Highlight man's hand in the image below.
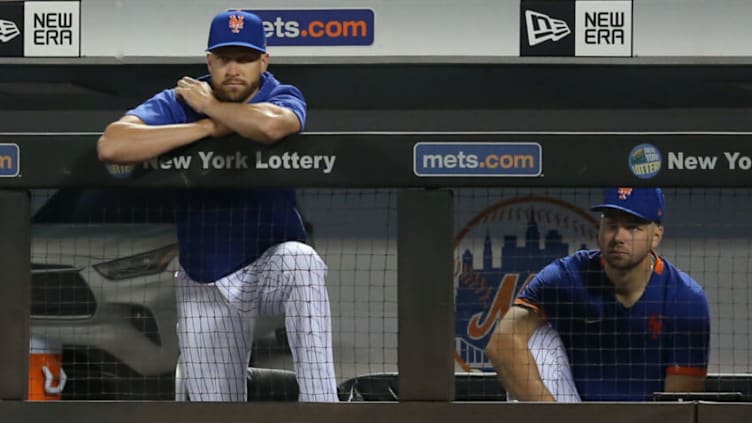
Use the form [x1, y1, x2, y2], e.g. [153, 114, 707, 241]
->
[175, 77, 216, 114]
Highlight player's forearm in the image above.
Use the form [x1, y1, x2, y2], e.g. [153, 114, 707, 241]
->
[487, 335, 556, 401]
[97, 120, 211, 164]
[202, 101, 299, 144]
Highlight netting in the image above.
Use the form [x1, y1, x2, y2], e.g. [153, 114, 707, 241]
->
[27, 187, 752, 401]
[28, 188, 397, 401]
[453, 188, 752, 401]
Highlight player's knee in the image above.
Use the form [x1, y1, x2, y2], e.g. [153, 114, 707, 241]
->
[277, 241, 327, 281]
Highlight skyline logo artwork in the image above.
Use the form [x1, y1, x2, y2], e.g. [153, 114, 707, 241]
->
[453, 195, 598, 372]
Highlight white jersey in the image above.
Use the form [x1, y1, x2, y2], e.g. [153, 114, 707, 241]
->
[507, 324, 581, 402]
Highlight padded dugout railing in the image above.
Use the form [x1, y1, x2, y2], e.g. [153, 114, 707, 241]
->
[1, 131, 751, 423]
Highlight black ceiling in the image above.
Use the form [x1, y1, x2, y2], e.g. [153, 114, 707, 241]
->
[1, 62, 752, 111]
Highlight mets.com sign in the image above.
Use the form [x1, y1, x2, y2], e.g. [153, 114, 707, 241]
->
[0, 143, 19, 177]
[247, 9, 374, 46]
[414, 142, 542, 177]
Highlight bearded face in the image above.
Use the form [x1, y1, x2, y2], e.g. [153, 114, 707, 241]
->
[207, 46, 268, 103]
[597, 210, 662, 271]
[213, 77, 259, 103]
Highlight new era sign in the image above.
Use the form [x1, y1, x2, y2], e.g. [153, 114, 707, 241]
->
[575, 1, 632, 57]
[520, 0, 574, 56]
[0, 1, 80, 57]
[525, 10, 570, 47]
[0, 2, 23, 57]
[520, 0, 632, 57]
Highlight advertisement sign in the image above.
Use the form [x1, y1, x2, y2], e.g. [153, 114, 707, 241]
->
[520, 0, 632, 57]
[24, 1, 80, 57]
[249, 9, 374, 46]
[414, 143, 542, 177]
[0, 2, 23, 57]
[0, 144, 20, 177]
[0, 1, 79, 57]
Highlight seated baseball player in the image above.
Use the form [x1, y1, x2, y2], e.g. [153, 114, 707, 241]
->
[486, 187, 710, 401]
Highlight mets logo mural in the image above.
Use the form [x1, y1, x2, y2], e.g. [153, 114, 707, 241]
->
[454, 196, 598, 372]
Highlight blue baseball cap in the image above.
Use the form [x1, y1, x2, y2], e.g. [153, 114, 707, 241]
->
[207, 10, 266, 53]
[591, 187, 665, 224]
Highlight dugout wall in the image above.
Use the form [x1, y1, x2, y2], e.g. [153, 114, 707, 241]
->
[1, 60, 752, 422]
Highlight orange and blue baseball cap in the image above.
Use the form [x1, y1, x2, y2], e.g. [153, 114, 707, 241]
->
[207, 10, 266, 53]
[591, 187, 665, 224]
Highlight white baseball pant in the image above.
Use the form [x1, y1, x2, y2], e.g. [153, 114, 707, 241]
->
[506, 323, 581, 402]
[175, 241, 339, 402]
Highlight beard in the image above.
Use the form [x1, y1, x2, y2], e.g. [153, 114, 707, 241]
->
[600, 243, 653, 272]
[603, 252, 644, 271]
[213, 79, 259, 103]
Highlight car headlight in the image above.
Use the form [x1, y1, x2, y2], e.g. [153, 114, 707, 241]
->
[93, 244, 178, 280]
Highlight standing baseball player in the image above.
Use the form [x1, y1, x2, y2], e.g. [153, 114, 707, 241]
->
[486, 187, 710, 401]
[97, 10, 338, 402]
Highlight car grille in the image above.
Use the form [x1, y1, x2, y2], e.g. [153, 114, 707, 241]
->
[31, 264, 97, 318]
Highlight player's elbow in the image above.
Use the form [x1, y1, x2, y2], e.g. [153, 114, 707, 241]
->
[97, 125, 132, 164]
[246, 113, 301, 144]
[97, 133, 118, 163]
[485, 325, 516, 367]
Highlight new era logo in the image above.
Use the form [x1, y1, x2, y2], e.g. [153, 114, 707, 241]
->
[525, 10, 571, 46]
[0, 19, 20, 43]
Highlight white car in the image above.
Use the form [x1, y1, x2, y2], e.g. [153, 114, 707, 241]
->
[30, 188, 285, 399]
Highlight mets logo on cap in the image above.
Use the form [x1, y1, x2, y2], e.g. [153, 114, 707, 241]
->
[228, 14, 244, 33]
[617, 187, 632, 200]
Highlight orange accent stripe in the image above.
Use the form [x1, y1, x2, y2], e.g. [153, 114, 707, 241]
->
[653, 255, 665, 275]
[513, 298, 548, 321]
[666, 366, 707, 377]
